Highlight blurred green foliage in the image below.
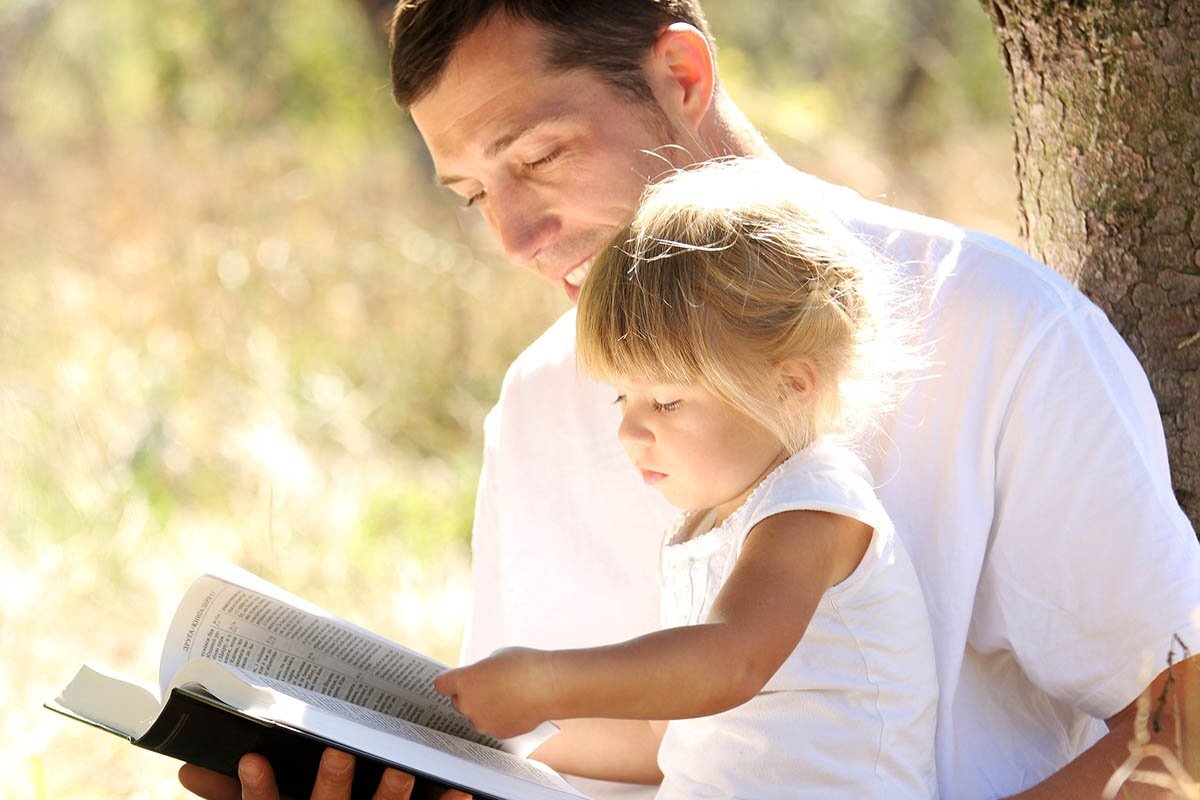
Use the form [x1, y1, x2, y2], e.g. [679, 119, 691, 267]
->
[8, 0, 396, 144]
[707, 0, 1011, 144]
[5, 0, 1012, 150]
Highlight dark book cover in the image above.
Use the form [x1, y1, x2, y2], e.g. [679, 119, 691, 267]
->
[48, 688, 506, 800]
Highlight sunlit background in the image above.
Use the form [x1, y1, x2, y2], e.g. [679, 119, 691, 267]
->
[0, 0, 1016, 797]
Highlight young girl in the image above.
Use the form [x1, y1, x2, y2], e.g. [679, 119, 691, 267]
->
[435, 158, 938, 799]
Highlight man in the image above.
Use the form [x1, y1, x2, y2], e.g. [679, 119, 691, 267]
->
[183, 2, 1200, 798]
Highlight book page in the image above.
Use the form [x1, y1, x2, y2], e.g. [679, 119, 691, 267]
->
[174, 660, 586, 799]
[158, 563, 495, 747]
[50, 664, 163, 739]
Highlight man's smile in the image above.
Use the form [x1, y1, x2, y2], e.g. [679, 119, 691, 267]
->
[561, 256, 595, 301]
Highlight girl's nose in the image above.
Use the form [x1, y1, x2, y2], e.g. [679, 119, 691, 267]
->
[617, 413, 654, 448]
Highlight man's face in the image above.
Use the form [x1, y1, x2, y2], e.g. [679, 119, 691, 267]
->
[410, 16, 684, 302]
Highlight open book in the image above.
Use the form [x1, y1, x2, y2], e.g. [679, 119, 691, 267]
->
[47, 563, 587, 800]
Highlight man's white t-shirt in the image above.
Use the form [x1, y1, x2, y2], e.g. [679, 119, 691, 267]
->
[462, 177, 1200, 799]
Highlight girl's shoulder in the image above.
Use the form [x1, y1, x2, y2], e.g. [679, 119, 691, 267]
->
[739, 440, 893, 541]
[662, 440, 892, 559]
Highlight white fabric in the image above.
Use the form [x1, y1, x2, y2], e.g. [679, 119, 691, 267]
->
[464, 176, 1200, 800]
[653, 441, 938, 800]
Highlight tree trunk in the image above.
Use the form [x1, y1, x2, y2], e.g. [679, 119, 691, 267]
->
[983, 0, 1200, 531]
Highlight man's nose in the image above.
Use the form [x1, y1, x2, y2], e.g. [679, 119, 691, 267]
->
[486, 186, 559, 273]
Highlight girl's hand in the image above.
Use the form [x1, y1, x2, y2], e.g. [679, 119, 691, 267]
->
[434, 647, 557, 739]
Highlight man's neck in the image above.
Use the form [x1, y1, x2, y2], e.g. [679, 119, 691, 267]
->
[704, 91, 775, 160]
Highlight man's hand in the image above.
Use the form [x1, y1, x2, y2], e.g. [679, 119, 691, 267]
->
[178, 748, 472, 800]
[1008, 653, 1198, 799]
[434, 647, 557, 739]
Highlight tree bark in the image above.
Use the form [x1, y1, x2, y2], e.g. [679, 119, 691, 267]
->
[983, 0, 1200, 530]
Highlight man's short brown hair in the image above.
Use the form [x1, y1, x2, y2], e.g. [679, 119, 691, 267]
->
[389, 0, 712, 108]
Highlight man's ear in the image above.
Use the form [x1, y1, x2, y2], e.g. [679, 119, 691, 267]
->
[644, 23, 714, 133]
[777, 358, 818, 406]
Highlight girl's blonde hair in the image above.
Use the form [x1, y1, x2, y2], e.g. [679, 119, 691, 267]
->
[577, 157, 919, 454]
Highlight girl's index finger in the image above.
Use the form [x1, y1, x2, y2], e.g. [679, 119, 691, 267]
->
[432, 670, 458, 696]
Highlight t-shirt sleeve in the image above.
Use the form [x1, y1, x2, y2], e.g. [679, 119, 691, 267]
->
[459, 403, 504, 666]
[975, 303, 1200, 720]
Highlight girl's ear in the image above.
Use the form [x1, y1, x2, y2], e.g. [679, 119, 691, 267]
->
[644, 23, 715, 134]
[777, 358, 818, 405]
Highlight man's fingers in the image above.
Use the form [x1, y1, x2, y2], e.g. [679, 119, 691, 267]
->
[410, 783, 473, 800]
[178, 749, 471, 800]
[238, 754, 283, 800]
[178, 764, 243, 800]
[372, 765, 476, 800]
[374, 768, 417, 800]
[177, 756, 282, 800]
[309, 749, 356, 800]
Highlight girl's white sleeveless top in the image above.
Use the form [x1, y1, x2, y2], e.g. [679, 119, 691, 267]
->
[655, 439, 939, 800]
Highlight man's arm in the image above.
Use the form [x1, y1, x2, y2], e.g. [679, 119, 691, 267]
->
[1011, 654, 1198, 799]
[178, 749, 471, 800]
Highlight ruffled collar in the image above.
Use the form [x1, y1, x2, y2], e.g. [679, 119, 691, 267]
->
[664, 451, 802, 552]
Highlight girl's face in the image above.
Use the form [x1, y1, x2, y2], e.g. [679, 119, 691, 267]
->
[614, 379, 785, 524]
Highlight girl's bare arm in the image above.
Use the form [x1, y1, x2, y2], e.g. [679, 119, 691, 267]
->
[436, 510, 871, 732]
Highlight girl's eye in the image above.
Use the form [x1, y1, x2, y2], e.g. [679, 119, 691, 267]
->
[613, 394, 626, 405]
[653, 400, 681, 414]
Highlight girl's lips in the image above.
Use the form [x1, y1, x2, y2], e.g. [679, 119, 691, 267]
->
[640, 469, 667, 485]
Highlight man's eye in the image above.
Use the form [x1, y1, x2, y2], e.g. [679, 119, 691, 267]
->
[653, 400, 681, 413]
[525, 150, 560, 171]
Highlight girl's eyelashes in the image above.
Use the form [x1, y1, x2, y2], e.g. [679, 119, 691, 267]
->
[613, 395, 680, 413]
[463, 188, 486, 208]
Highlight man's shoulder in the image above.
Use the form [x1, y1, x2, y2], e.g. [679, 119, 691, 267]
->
[816, 178, 1093, 319]
[500, 307, 578, 389]
[488, 306, 603, 436]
